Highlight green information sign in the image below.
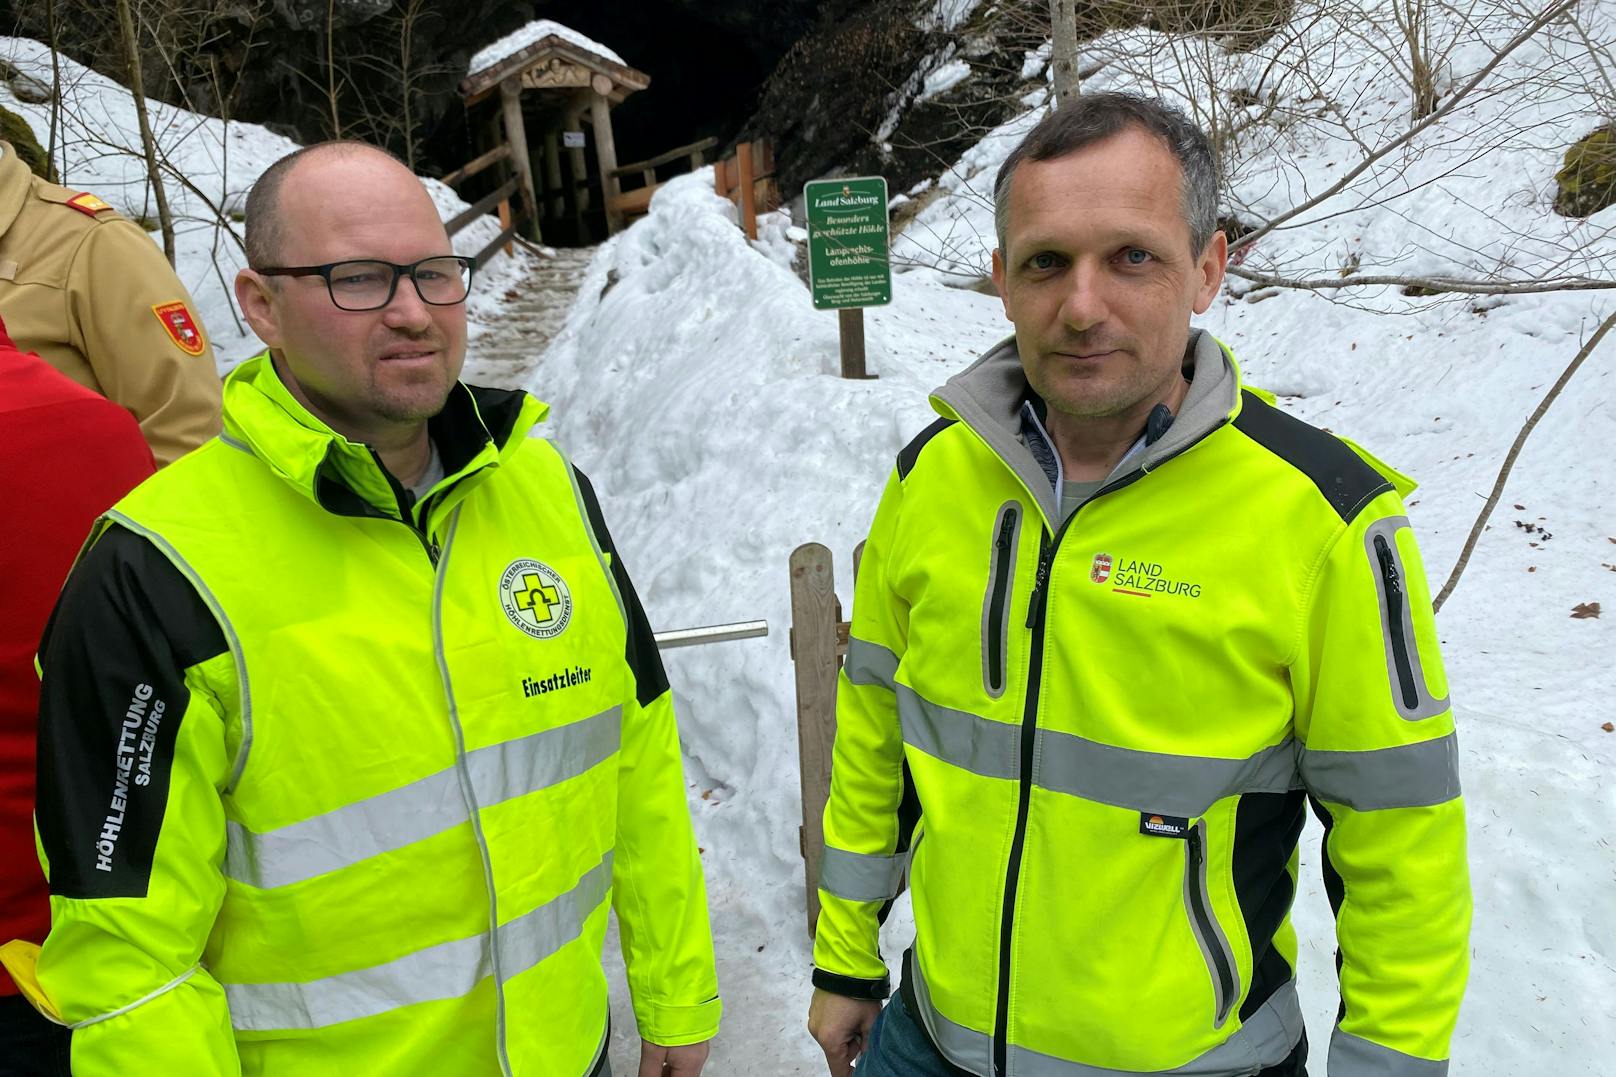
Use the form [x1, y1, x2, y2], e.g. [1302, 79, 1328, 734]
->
[805, 176, 891, 310]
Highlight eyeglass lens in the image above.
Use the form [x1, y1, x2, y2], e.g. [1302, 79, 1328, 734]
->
[327, 257, 472, 311]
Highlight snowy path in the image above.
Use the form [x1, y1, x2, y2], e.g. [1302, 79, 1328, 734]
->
[463, 245, 596, 390]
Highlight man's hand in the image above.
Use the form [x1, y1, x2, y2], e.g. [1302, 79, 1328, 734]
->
[808, 988, 882, 1077]
[637, 1038, 711, 1076]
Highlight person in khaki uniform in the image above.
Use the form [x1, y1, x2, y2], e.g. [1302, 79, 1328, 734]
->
[0, 140, 221, 466]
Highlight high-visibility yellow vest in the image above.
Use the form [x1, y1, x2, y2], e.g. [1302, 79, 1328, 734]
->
[29, 353, 719, 1075]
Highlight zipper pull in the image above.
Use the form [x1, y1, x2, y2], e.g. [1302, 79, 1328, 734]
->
[428, 540, 441, 565]
[1025, 538, 1052, 628]
[1374, 535, 1401, 596]
[996, 510, 1016, 550]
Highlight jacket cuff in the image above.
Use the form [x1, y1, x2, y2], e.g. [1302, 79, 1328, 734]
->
[812, 967, 890, 1000]
[635, 996, 722, 1046]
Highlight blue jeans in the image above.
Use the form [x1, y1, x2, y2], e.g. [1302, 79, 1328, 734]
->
[856, 988, 1309, 1077]
[857, 990, 969, 1077]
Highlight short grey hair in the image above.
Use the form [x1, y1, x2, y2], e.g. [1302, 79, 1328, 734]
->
[993, 92, 1219, 255]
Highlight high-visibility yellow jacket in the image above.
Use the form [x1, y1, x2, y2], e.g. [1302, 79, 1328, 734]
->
[814, 331, 1469, 1077]
[17, 353, 720, 1075]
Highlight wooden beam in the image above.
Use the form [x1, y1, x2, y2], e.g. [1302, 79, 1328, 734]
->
[472, 214, 528, 269]
[444, 175, 519, 237]
[737, 140, 757, 241]
[589, 91, 624, 235]
[789, 542, 841, 939]
[499, 77, 541, 243]
[439, 143, 510, 188]
[542, 131, 564, 220]
[611, 136, 720, 179]
[566, 102, 591, 219]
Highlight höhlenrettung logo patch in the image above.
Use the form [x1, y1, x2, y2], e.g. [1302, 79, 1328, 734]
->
[500, 559, 573, 639]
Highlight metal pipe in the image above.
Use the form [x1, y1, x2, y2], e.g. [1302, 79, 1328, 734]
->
[653, 620, 769, 649]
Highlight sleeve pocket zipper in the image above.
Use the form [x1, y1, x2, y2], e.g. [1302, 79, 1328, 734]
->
[1184, 821, 1239, 1028]
[1374, 533, 1419, 709]
[982, 504, 1020, 697]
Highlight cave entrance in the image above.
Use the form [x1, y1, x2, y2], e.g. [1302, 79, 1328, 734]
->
[452, 22, 650, 250]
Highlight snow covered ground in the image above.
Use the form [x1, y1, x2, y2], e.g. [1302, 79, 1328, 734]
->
[4, 0, 1614, 1070]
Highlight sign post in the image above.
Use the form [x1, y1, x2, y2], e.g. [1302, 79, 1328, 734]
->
[805, 176, 890, 379]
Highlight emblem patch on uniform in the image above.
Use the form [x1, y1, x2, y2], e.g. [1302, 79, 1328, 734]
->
[1090, 553, 1113, 584]
[1139, 813, 1191, 838]
[65, 192, 113, 217]
[499, 559, 573, 639]
[151, 301, 206, 356]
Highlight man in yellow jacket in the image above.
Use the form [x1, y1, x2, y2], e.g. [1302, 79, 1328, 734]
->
[0, 139, 221, 466]
[10, 141, 720, 1075]
[808, 93, 1469, 1077]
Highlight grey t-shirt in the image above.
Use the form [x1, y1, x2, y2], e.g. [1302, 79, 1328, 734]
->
[406, 438, 444, 504]
[1061, 479, 1106, 524]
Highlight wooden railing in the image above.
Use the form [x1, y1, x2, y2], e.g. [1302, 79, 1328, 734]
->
[715, 140, 779, 241]
[441, 140, 531, 268]
[606, 135, 719, 222]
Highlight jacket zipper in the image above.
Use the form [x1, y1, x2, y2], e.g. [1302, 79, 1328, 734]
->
[988, 427, 1222, 1074]
[1374, 534, 1417, 709]
[985, 506, 1020, 694]
[993, 531, 1050, 1077]
[1185, 821, 1237, 1027]
[369, 446, 441, 564]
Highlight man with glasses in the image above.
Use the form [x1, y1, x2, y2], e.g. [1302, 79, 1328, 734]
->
[13, 141, 721, 1076]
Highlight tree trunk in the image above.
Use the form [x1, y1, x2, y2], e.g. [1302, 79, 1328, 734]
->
[115, 0, 176, 266]
[1050, 0, 1080, 107]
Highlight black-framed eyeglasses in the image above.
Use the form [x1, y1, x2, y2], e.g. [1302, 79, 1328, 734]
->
[257, 256, 476, 311]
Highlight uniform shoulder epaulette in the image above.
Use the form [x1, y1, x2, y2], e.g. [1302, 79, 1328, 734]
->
[34, 183, 119, 221]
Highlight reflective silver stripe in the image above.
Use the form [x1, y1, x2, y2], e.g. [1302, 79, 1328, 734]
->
[819, 846, 906, 902]
[225, 706, 622, 889]
[845, 637, 899, 690]
[1300, 733, 1460, 811]
[1037, 728, 1299, 818]
[909, 951, 1303, 1076]
[224, 851, 613, 1032]
[1328, 1030, 1448, 1076]
[1364, 517, 1448, 721]
[898, 686, 1300, 816]
[897, 686, 1019, 781]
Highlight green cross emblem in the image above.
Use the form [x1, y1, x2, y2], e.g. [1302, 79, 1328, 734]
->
[513, 573, 561, 622]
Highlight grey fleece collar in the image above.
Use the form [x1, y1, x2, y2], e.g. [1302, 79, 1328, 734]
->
[930, 329, 1240, 527]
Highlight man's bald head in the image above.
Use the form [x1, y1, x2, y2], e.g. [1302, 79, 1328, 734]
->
[244, 140, 420, 269]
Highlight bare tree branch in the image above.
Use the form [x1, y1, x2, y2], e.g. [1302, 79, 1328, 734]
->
[1433, 307, 1616, 612]
[1231, 0, 1578, 254]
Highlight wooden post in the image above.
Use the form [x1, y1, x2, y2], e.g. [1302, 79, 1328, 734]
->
[790, 543, 842, 938]
[589, 87, 623, 235]
[497, 198, 514, 259]
[737, 141, 757, 241]
[564, 102, 590, 240]
[839, 308, 871, 379]
[499, 77, 540, 243]
[542, 130, 564, 221]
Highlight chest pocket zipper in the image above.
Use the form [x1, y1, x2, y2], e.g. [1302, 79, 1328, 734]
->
[981, 503, 1021, 697]
[1184, 820, 1239, 1028]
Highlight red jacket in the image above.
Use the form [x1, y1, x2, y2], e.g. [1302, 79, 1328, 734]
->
[0, 317, 153, 993]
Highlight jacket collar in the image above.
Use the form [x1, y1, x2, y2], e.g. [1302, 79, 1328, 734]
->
[220, 351, 547, 522]
[930, 329, 1243, 527]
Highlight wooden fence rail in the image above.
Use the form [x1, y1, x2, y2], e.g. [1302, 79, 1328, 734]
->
[789, 540, 869, 938]
[715, 140, 779, 241]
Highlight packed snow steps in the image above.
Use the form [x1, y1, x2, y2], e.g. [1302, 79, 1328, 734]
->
[463, 245, 595, 390]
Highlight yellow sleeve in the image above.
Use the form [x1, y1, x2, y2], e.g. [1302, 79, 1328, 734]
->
[1291, 488, 1470, 1073]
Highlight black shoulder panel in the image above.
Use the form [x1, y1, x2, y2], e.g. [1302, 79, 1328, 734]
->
[896, 417, 957, 480]
[35, 526, 227, 899]
[1231, 390, 1392, 522]
[572, 466, 671, 709]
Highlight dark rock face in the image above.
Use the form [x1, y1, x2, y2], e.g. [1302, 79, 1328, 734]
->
[0, 0, 835, 175]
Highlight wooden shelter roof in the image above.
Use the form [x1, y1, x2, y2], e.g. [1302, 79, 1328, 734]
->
[460, 33, 650, 107]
